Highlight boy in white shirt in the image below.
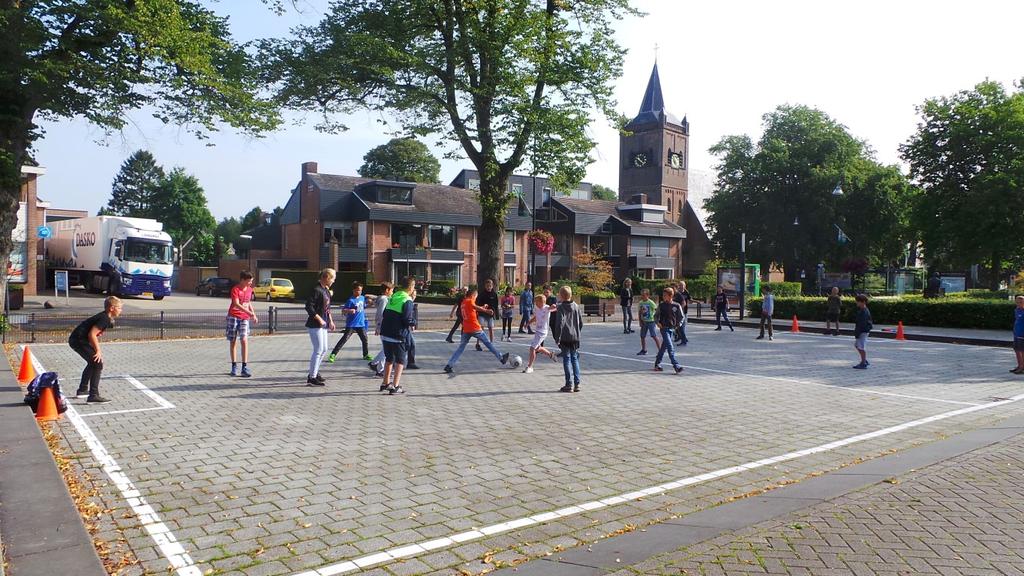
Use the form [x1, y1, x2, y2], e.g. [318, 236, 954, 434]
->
[523, 293, 557, 373]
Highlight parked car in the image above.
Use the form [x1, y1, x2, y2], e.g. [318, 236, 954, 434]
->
[253, 278, 295, 301]
[196, 276, 235, 297]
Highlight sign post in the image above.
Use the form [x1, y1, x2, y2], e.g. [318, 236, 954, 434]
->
[55, 270, 69, 305]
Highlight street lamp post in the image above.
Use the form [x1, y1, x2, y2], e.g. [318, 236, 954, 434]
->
[529, 173, 537, 285]
[739, 232, 746, 320]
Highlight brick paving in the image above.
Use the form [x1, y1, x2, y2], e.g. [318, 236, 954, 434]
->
[27, 322, 1024, 576]
[609, 430, 1024, 576]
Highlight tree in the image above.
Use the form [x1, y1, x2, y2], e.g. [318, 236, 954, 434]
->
[0, 1, 279, 304]
[574, 249, 613, 290]
[358, 138, 441, 183]
[105, 150, 165, 217]
[704, 105, 917, 281]
[240, 207, 266, 232]
[263, 0, 634, 286]
[591, 184, 617, 201]
[217, 217, 243, 249]
[900, 80, 1024, 289]
[150, 168, 216, 257]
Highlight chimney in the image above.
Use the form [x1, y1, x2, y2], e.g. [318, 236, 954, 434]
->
[629, 193, 647, 205]
[301, 161, 318, 177]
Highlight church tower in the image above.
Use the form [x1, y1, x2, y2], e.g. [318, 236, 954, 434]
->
[618, 63, 689, 225]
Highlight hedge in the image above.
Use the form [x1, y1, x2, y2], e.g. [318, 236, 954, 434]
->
[746, 296, 1016, 330]
[762, 281, 802, 297]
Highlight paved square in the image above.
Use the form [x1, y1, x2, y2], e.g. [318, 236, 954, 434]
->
[31, 323, 1024, 576]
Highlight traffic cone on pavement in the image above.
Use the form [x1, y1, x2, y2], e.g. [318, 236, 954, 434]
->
[17, 347, 36, 384]
[35, 387, 61, 422]
[790, 315, 800, 333]
[895, 321, 906, 341]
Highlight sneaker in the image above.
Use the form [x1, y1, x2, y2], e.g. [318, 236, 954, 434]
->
[674, 366, 684, 374]
[443, 365, 453, 373]
[379, 382, 390, 392]
[1013, 368, 1024, 375]
[230, 365, 238, 376]
[475, 344, 482, 351]
[527, 330, 534, 334]
[653, 366, 664, 372]
[755, 335, 764, 340]
[407, 364, 420, 370]
[501, 352, 510, 365]
[852, 363, 867, 369]
[730, 327, 734, 332]
[240, 366, 252, 378]
[573, 384, 580, 392]
[768, 336, 773, 341]
[368, 361, 379, 370]
[518, 329, 526, 334]
[315, 373, 325, 383]
[445, 338, 455, 343]
[307, 376, 326, 386]
[87, 395, 112, 404]
[714, 327, 722, 331]
[375, 370, 385, 378]
[559, 385, 573, 393]
[636, 350, 647, 355]
[523, 366, 533, 374]
[388, 386, 405, 395]
[363, 354, 374, 361]
[75, 388, 88, 399]
[326, 353, 336, 363]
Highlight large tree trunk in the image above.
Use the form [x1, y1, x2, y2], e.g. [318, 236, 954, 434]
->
[0, 116, 34, 312]
[475, 174, 510, 287]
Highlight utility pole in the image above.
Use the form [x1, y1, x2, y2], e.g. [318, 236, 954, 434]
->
[739, 232, 746, 320]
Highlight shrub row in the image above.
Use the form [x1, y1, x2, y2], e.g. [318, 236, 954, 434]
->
[747, 296, 1016, 330]
[762, 281, 802, 297]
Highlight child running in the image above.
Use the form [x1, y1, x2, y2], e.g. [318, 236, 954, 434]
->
[328, 281, 374, 362]
[654, 287, 684, 374]
[500, 287, 516, 341]
[852, 294, 873, 369]
[636, 288, 661, 355]
[368, 281, 394, 378]
[226, 271, 258, 377]
[379, 277, 417, 395]
[443, 286, 510, 373]
[523, 292, 557, 373]
[70, 296, 123, 403]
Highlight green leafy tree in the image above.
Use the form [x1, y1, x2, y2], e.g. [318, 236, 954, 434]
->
[900, 80, 1024, 289]
[150, 168, 216, 257]
[263, 0, 634, 286]
[240, 207, 265, 232]
[358, 138, 441, 183]
[217, 217, 243, 248]
[591, 184, 617, 201]
[105, 150, 165, 217]
[0, 0, 279, 303]
[705, 105, 916, 280]
[189, 233, 217, 266]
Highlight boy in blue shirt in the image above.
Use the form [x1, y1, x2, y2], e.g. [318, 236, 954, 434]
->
[1012, 295, 1024, 374]
[756, 285, 774, 340]
[328, 281, 374, 362]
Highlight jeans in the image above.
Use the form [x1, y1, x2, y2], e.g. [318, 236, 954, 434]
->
[561, 346, 581, 386]
[716, 308, 733, 330]
[447, 331, 503, 366]
[332, 326, 368, 356]
[656, 328, 681, 369]
[621, 305, 633, 331]
[446, 316, 462, 340]
[758, 313, 773, 337]
[519, 309, 533, 331]
[70, 341, 102, 396]
[675, 314, 689, 344]
[308, 327, 328, 377]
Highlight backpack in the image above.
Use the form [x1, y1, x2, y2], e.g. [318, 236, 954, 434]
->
[24, 372, 68, 414]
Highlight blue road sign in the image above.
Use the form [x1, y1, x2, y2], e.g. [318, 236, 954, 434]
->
[37, 225, 52, 239]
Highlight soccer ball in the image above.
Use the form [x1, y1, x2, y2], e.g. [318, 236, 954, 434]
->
[510, 355, 523, 368]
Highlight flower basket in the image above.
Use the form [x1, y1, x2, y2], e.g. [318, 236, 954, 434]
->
[527, 230, 554, 255]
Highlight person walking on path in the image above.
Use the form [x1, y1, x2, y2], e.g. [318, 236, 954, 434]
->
[756, 285, 774, 341]
[305, 269, 336, 386]
[518, 282, 534, 334]
[551, 285, 583, 392]
[70, 296, 123, 403]
[619, 278, 635, 334]
[444, 287, 510, 373]
[673, 281, 690, 345]
[445, 288, 465, 343]
[476, 278, 499, 351]
[500, 286, 516, 341]
[636, 288, 661, 355]
[379, 277, 417, 394]
[523, 293, 557, 373]
[368, 281, 394, 378]
[825, 286, 842, 336]
[653, 287, 684, 374]
[226, 271, 258, 377]
[713, 286, 734, 331]
[852, 294, 873, 369]
[1012, 295, 1024, 374]
[328, 281, 375, 362]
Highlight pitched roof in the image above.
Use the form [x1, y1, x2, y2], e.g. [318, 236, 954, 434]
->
[627, 62, 683, 129]
[551, 196, 687, 238]
[308, 173, 482, 224]
[553, 197, 622, 215]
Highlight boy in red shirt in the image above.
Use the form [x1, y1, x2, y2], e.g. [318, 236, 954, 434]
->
[227, 271, 258, 377]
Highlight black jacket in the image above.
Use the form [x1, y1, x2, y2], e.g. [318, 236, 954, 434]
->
[305, 285, 333, 328]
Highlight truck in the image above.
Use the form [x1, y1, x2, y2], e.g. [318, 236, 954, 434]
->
[48, 216, 174, 300]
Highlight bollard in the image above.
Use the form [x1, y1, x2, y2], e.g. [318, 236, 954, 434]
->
[160, 311, 165, 339]
[601, 302, 607, 322]
[30, 312, 36, 343]
[268, 306, 275, 334]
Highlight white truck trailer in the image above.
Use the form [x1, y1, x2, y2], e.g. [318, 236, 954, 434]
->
[48, 216, 174, 300]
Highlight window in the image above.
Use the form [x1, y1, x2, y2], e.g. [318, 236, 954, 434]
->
[654, 268, 674, 279]
[431, 263, 460, 284]
[679, 200, 684, 214]
[467, 179, 481, 191]
[124, 240, 173, 265]
[504, 265, 517, 286]
[273, 279, 293, 287]
[512, 183, 523, 195]
[542, 187, 552, 204]
[324, 223, 358, 247]
[647, 238, 671, 257]
[390, 223, 423, 248]
[553, 234, 572, 254]
[428, 225, 456, 250]
[601, 222, 612, 234]
[393, 262, 427, 283]
[377, 186, 413, 204]
[503, 230, 515, 253]
[588, 236, 610, 256]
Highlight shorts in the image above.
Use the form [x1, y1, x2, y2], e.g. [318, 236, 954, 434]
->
[226, 317, 250, 340]
[826, 312, 839, 322]
[530, 331, 548, 350]
[1013, 337, 1024, 351]
[382, 340, 408, 365]
[854, 333, 868, 351]
[481, 315, 495, 329]
[640, 321, 657, 340]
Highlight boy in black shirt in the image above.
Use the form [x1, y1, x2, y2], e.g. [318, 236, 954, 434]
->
[654, 288, 684, 374]
[69, 296, 123, 403]
[475, 278, 499, 351]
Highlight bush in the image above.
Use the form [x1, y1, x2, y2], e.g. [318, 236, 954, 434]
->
[762, 281, 801, 297]
[746, 296, 1015, 330]
[963, 289, 1010, 300]
[427, 279, 455, 295]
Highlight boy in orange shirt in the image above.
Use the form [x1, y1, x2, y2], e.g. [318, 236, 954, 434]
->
[443, 286, 509, 373]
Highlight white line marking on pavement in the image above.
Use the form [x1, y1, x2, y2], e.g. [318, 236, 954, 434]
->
[80, 406, 172, 418]
[27, 350, 201, 576]
[77, 374, 176, 418]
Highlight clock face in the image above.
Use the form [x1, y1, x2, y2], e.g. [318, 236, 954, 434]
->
[632, 153, 649, 168]
[669, 152, 682, 169]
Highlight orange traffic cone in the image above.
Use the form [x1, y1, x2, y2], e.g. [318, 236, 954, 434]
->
[17, 347, 36, 384]
[895, 321, 906, 341]
[35, 386, 61, 422]
[790, 315, 800, 333]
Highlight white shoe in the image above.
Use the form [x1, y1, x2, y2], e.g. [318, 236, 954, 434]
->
[523, 366, 533, 374]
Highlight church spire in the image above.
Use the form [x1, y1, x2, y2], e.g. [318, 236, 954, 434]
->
[627, 62, 678, 128]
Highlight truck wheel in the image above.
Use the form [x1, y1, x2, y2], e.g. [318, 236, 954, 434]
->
[153, 295, 165, 301]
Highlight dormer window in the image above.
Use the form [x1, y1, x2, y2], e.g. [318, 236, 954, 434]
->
[378, 186, 412, 204]
[601, 222, 612, 234]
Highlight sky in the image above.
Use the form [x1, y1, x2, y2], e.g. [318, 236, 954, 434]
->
[30, 0, 1024, 221]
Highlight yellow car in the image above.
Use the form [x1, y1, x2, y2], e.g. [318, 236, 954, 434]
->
[253, 278, 295, 301]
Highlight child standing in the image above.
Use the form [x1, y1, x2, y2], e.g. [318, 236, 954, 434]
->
[518, 282, 534, 334]
[756, 285, 774, 341]
[500, 287, 516, 341]
[826, 287, 842, 336]
[70, 296, 123, 403]
[476, 278, 499, 351]
[619, 278, 634, 334]
[328, 281, 374, 362]
[444, 287, 510, 373]
[304, 269, 335, 386]
[379, 277, 417, 394]
[1011, 295, 1024, 374]
[853, 294, 873, 369]
[654, 287, 684, 374]
[636, 288, 661, 355]
[713, 286, 734, 331]
[368, 281, 394, 377]
[523, 294, 557, 373]
[552, 286, 583, 392]
[226, 271, 258, 377]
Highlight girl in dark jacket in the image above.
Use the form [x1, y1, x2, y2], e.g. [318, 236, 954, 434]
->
[305, 268, 336, 385]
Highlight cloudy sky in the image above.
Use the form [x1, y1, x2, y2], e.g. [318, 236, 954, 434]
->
[31, 0, 1024, 220]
